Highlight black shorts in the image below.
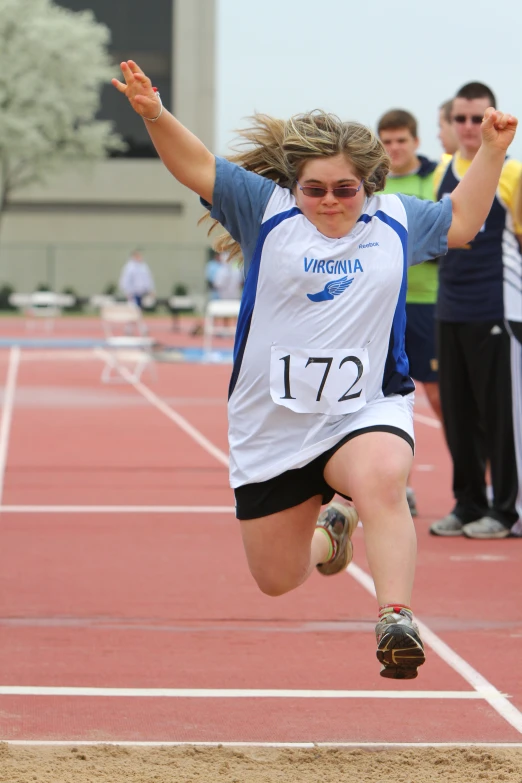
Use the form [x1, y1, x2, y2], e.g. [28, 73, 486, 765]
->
[234, 425, 414, 520]
[405, 302, 438, 383]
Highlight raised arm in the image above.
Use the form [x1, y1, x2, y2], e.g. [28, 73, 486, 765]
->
[112, 61, 215, 203]
[448, 108, 518, 247]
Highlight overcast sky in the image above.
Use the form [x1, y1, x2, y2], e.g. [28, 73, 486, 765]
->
[216, 0, 522, 161]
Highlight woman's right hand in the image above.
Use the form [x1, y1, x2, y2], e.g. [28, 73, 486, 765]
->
[112, 60, 161, 120]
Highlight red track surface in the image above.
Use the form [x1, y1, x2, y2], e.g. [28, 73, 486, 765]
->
[0, 343, 521, 744]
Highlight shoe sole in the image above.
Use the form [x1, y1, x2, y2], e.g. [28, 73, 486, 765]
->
[429, 528, 463, 536]
[317, 503, 359, 576]
[376, 625, 426, 680]
[462, 530, 510, 539]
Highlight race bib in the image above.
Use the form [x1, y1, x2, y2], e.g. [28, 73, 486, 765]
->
[270, 346, 369, 415]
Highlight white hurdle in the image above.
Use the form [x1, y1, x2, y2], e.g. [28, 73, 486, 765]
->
[203, 299, 241, 353]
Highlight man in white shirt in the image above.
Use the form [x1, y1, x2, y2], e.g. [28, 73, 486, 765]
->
[118, 249, 155, 307]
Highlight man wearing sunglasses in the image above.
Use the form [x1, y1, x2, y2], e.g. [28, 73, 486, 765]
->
[377, 109, 442, 518]
[430, 82, 522, 540]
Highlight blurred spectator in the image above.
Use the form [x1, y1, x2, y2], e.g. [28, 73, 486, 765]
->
[505, 170, 522, 537]
[430, 82, 521, 539]
[377, 108, 441, 518]
[438, 99, 459, 155]
[205, 251, 223, 300]
[191, 252, 243, 337]
[213, 252, 244, 301]
[211, 252, 243, 331]
[119, 248, 155, 307]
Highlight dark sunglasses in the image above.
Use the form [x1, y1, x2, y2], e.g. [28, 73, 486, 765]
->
[453, 115, 483, 125]
[296, 181, 364, 199]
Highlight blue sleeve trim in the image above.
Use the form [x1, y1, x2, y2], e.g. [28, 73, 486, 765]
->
[396, 194, 452, 266]
[228, 208, 301, 399]
[358, 210, 414, 396]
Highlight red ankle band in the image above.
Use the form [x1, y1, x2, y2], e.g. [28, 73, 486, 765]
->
[379, 603, 412, 616]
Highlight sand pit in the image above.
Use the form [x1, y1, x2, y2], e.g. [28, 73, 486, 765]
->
[1, 744, 522, 782]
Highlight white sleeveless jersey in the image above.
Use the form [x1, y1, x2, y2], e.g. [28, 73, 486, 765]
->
[227, 184, 443, 487]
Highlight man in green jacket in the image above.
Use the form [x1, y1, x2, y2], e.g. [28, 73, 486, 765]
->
[378, 109, 442, 517]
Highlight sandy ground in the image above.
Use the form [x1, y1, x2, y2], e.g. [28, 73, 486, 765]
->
[1, 745, 522, 782]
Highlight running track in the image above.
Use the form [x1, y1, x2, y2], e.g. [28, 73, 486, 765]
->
[0, 344, 521, 748]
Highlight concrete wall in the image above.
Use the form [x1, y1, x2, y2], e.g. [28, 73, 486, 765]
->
[0, 0, 216, 298]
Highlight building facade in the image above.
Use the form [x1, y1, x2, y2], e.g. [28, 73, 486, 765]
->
[0, 0, 215, 298]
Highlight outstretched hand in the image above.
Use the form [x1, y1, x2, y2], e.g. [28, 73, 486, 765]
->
[112, 60, 160, 119]
[481, 107, 518, 152]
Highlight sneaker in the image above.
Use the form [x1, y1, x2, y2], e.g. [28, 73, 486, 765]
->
[375, 609, 425, 680]
[316, 502, 359, 576]
[406, 487, 418, 517]
[429, 512, 463, 536]
[462, 516, 510, 539]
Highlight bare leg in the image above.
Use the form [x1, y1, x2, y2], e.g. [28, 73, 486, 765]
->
[324, 432, 415, 606]
[240, 495, 327, 596]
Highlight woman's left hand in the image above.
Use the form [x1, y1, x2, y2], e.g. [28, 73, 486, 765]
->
[481, 107, 518, 152]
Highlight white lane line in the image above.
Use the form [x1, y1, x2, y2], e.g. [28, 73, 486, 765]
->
[93, 349, 229, 467]
[0, 346, 20, 506]
[0, 686, 490, 699]
[348, 563, 522, 735]
[0, 505, 235, 514]
[3, 740, 522, 748]
[414, 412, 441, 428]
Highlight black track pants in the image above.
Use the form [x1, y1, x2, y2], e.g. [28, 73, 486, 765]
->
[437, 320, 518, 527]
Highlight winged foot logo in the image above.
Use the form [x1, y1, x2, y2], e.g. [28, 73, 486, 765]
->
[305, 256, 363, 302]
[307, 276, 354, 302]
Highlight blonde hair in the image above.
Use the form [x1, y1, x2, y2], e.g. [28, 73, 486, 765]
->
[202, 109, 390, 262]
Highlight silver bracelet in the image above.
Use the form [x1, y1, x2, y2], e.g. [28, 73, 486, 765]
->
[144, 93, 163, 123]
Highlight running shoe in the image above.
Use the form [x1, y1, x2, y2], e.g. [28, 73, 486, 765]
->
[316, 502, 359, 576]
[406, 487, 418, 517]
[429, 512, 463, 536]
[375, 608, 425, 680]
[462, 516, 510, 539]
